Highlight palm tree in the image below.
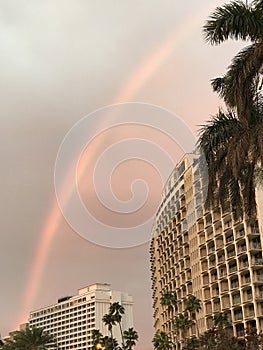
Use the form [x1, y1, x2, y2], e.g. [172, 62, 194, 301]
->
[203, 0, 263, 123]
[213, 311, 230, 328]
[200, 0, 263, 220]
[101, 336, 119, 350]
[123, 328, 138, 350]
[184, 295, 202, 336]
[152, 331, 172, 350]
[92, 329, 104, 349]
[103, 313, 116, 348]
[5, 326, 55, 350]
[174, 313, 194, 348]
[198, 104, 263, 223]
[160, 291, 177, 315]
[109, 302, 125, 347]
[184, 336, 199, 350]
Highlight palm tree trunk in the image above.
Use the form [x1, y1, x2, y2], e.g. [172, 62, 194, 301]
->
[110, 329, 115, 349]
[118, 321, 125, 349]
[193, 312, 199, 337]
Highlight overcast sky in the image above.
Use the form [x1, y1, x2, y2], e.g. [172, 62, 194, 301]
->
[0, 1, 245, 349]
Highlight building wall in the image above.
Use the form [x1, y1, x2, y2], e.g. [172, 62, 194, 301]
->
[29, 283, 133, 350]
[150, 153, 263, 345]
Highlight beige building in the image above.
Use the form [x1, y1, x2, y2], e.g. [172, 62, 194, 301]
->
[29, 283, 133, 350]
[150, 153, 263, 344]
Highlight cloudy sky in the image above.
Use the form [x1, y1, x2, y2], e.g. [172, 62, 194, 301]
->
[0, 1, 245, 349]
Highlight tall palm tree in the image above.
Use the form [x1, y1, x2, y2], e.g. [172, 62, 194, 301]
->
[200, 0, 263, 220]
[92, 329, 104, 349]
[123, 328, 138, 350]
[203, 0, 263, 123]
[103, 313, 116, 347]
[4, 326, 55, 350]
[101, 336, 119, 350]
[152, 331, 172, 350]
[199, 104, 263, 223]
[109, 302, 125, 347]
[174, 313, 194, 348]
[184, 295, 202, 336]
[160, 291, 177, 316]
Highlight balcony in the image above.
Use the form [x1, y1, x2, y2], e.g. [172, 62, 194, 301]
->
[244, 309, 255, 319]
[204, 289, 211, 300]
[205, 304, 212, 314]
[201, 262, 208, 272]
[247, 226, 260, 236]
[255, 291, 263, 300]
[209, 259, 216, 268]
[227, 250, 236, 259]
[216, 239, 224, 249]
[222, 297, 230, 309]
[218, 255, 225, 264]
[241, 275, 251, 286]
[240, 260, 249, 269]
[224, 220, 232, 229]
[251, 258, 263, 267]
[234, 313, 243, 321]
[199, 235, 206, 245]
[220, 281, 229, 292]
[243, 293, 253, 302]
[208, 245, 215, 254]
[219, 268, 227, 278]
[237, 245, 247, 254]
[229, 265, 238, 274]
[214, 303, 221, 312]
[249, 242, 262, 251]
[231, 281, 239, 289]
[232, 296, 241, 305]
[211, 274, 218, 283]
[200, 248, 207, 258]
[215, 226, 222, 236]
[226, 235, 234, 244]
[236, 229, 245, 240]
[236, 328, 245, 338]
[212, 288, 220, 298]
[253, 274, 263, 283]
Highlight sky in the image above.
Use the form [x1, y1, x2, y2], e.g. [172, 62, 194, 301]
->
[0, 1, 245, 349]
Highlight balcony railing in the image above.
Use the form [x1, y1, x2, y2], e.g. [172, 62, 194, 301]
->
[231, 282, 239, 289]
[229, 265, 238, 273]
[237, 230, 245, 237]
[226, 236, 234, 243]
[251, 259, 263, 266]
[255, 291, 263, 299]
[238, 245, 247, 254]
[250, 242, 262, 250]
[244, 310, 255, 318]
[240, 261, 249, 269]
[232, 297, 241, 305]
[243, 294, 253, 302]
[234, 313, 243, 321]
[253, 275, 263, 283]
[228, 250, 236, 258]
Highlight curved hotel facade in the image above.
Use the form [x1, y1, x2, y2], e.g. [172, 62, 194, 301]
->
[150, 153, 263, 343]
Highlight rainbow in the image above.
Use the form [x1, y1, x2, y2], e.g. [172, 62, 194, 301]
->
[15, 2, 218, 328]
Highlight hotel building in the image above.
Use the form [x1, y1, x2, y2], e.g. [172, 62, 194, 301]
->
[150, 153, 263, 344]
[29, 283, 133, 350]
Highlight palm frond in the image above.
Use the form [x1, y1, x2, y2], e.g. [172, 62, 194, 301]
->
[203, 0, 263, 45]
[219, 42, 263, 122]
[211, 77, 226, 96]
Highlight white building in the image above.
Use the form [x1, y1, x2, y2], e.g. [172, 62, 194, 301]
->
[29, 283, 133, 350]
[150, 153, 263, 346]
